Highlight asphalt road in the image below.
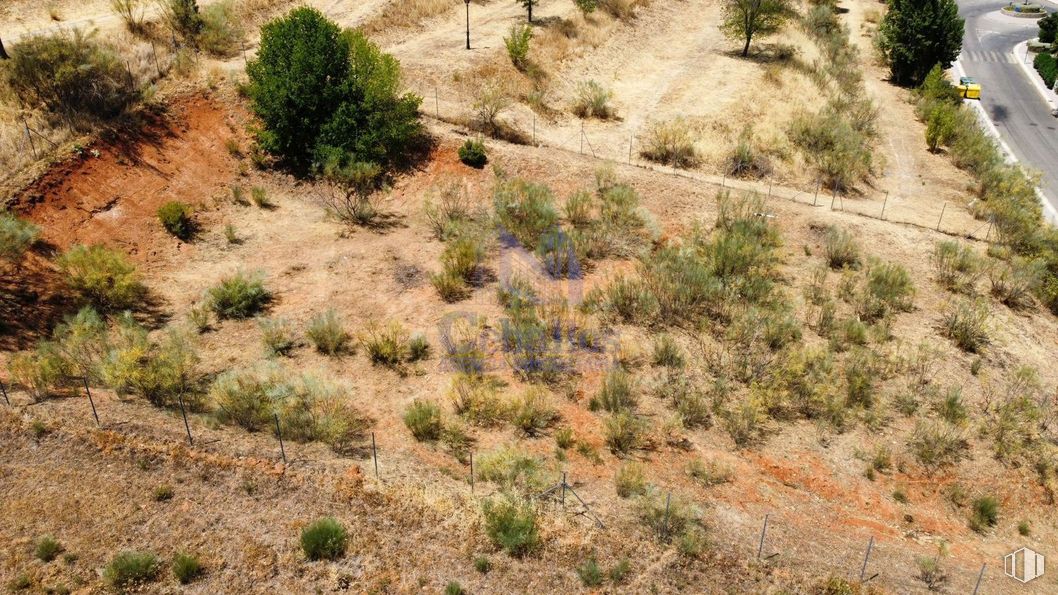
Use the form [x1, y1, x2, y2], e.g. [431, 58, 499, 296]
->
[959, 0, 1058, 216]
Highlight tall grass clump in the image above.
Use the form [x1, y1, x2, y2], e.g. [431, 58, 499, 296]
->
[404, 399, 443, 441]
[572, 80, 614, 119]
[481, 495, 539, 557]
[306, 310, 352, 355]
[172, 552, 203, 584]
[640, 118, 697, 168]
[104, 551, 160, 589]
[969, 495, 999, 533]
[933, 240, 982, 292]
[823, 226, 860, 269]
[590, 367, 637, 412]
[941, 298, 990, 352]
[301, 517, 348, 560]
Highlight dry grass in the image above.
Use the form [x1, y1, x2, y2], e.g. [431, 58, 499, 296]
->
[362, 0, 455, 35]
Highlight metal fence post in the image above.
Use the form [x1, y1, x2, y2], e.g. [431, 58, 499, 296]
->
[177, 394, 193, 446]
[859, 536, 874, 581]
[880, 191, 889, 220]
[82, 377, 99, 426]
[273, 413, 286, 463]
[972, 563, 986, 595]
[937, 202, 947, 231]
[757, 513, 770, 559]
[371, 432, 379, 479]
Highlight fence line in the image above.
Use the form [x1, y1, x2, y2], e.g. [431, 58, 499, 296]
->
[416, 85, 996, 244]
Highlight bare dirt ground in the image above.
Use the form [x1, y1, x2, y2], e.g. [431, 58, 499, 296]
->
[3, 92, 1058, 591]
[3, 0, 1058, 593]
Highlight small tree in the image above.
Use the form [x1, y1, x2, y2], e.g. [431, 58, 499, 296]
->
[518, 0, 538, 22]
[879, 0, 964, 87]
[720, 0, 793, 58]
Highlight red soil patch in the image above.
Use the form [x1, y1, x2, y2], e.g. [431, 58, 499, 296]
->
[11, 94, 246, 265]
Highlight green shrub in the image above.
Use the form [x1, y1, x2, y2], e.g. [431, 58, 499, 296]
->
[404, 399, 443, 441]
[591, 368, 637, 413]
[577, 556, 604, 586]
[153, 485, 174, 501]
[306, 310, 351, 355]
[824, 227, 860, 269]
[503, 24, 533, 71]
[989, 257, 1042, 309]
[156, 200, 196, 239]
[727, 126, 770, 178]
[925, 102, 958, 152]
[0, 212, 39, 262]
[6, 30, 137, 119]
[555, 426, 575, 449]
[458, 138, 487, 168]
[57, 244, 146, 311]
[687, 458, 733, 486]
[969, 496, 998, 533]
[941, 298, 990, 352]
[444, 582, 465, 595]
[432, 270, 469, 302]
[159, 0, 204, 39]
[614, 461, 647, 497]
[8, 342, 70, 401]
[476, 445, 546, 492]
[640, 118, 697, 167]
[197, 0, 244, 57]
[250, 186, 272, 208]
[878, 0, 963, 86]
[300, 517, 348, 560]
[636, 490, 699, 543]
[447, 373, 505, 426]
[112, 0, 147, 33]
[1035, 52, 1057, 89]
[172, 552, 202, 584]
[934, 386, 967, 425]
[408, 334, 430, 361]
[604, 412, 647, 454]
[101, 321, 200, 408]
[246, 8, 421, 168]
[572, 80, 614, 119]
[789, 104, 874, 191]
[361, 322, 410, 368]
[481, 495, 539, 557]
[564, 190, 594, 228]
[474, 555, 491, 573]
[207, 273, 270, 319]
[104, 551, 160, 589]
[35, 536, 62, 562]
[441, 235, 486, 282]
[424, 180, 476, 240]
[440, 318, 487, 374]
[864, 260, 915, 315]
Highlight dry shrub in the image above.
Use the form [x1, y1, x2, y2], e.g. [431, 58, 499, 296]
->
[640, 118, 697, 168]
[932, 240, 982, 293]
[572, 80, 614, 119]
[598, 0, 642, 20]
[362, 0, 453, 34]
[941, 298, 990, 353]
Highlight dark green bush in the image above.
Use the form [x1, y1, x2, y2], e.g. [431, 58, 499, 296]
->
[104, 551, 160, 589]
[300, 517, 348, 560]
[969, 495, 998, 533]
[246, 8, 422, 169]
[1040, 12, 1058, 44]
[207, 273, 270, 319]
[160, 0, 204, 39]
[6, 30, 137, 119]
[404, 399, 443, 441]
[34, 536, 62, 562]
[197, 0, 244, 57]
[458, 139, 487, 168]
[879, 0, 964, 86]
[1034, 52, 1057, 90]
[157, 201, 194, 240]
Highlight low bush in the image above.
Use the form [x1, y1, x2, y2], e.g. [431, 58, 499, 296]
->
[481, 494, 539, 557]
[721, 399, 767, 447]
[207, 273, 270, 319]
[614, 461, 647, 497]
[591, 368, 637, 413]
[577, 556, 604, 586]
[301, 517, 347, 561]
[727, 126, 770, 178]
[111, 0, 146, 33]
[572, 80, 614, 119]
[197, 0, 245, 57]
[361, 322, 411, 369]
[636, 490, 700, 543]
[57, 245, 146, 311]
[159, 0, 204, 40]
[172, 552, 203, 584]
[259, 317, 296, 356]
[101, 321, 201, 408]
[909, 421, 968, 472]
[969, 495, 999, 533]
[0, 212, 39, 262]
[652, 334, 684, 368]
[157, 201, 195, 240]
[555, 426, 575, 449]
[404, 399, 443, 441]
[509, 387, 558, 436]
[598, 0, 639, 19]
[941, 298, 990, 352]
[441, 235, 487, 284]
[604, 412, 647, 454]
[440, 317, 487, 374]
[564, 191, 594, 228]
[989, 257, 1042, 309]
[824, 226, 860, 269]
[493, 178, 559, 250]
[424, 180, 477, 240]
[504, 24, 533, 71]
[933, 240, 982, 292]
[687, 458, 733, 486]
[640, 118, 697, 167]
[306, 310, 352, 355]
[104, 551, 160, 589]
[8, 342, 69, 401]
[458, 138, 488, 168]
[6, 30, 137, 120]
[789, 104, 874, 191]
[475, 445, 545, 491]
[35, 536, 62, 562]
[153, 485, 174, 501]
[432, 270, 470, 302]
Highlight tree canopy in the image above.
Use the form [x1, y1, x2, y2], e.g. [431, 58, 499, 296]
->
[879, 0, 964, 87]
[720, 0, 793, 58]
[245, 7, 422, 170]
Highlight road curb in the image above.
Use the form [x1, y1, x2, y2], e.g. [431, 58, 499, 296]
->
[952, 57, 1058, 224]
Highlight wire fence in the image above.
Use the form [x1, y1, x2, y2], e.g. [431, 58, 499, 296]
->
[0, 375, 1015, 594]
[412, 83, 998, 244]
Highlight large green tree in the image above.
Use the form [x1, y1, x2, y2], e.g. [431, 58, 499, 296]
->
[720, 0, 793, 58]
[879, 0, 964, 87]
[245, 7, 421, 170]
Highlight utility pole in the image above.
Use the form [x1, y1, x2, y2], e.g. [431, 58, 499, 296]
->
[464, 0, 471, 49]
